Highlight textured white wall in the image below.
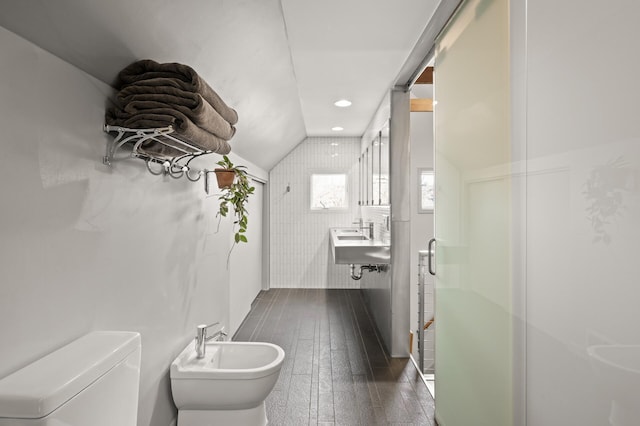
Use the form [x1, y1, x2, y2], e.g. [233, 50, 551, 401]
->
[269, 137, 361, 288]
[0, 26, 264, 426]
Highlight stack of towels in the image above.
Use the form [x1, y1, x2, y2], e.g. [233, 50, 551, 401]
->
[106, 59, 237, 158]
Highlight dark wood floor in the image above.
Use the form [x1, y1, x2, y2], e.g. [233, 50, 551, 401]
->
[234, 289, 435, 426]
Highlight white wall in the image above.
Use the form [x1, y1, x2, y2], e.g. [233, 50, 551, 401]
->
[269, 137, 361, 288]
[388, 89, 413, 357]
[0, 26, 265, 426]
[229, 181, 265, 333]
[358, 90, 413, 357]
[521, 1, 640, 424]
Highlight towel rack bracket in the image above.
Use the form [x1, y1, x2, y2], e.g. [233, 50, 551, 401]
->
[103, 124, 214, 187]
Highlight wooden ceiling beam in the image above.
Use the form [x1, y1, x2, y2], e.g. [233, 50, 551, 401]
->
[415, 66, 433, 84]
[410, 98, 433, 112]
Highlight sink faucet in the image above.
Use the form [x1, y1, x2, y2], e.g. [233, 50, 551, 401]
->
[195, 322, 228, 359]
[365, 221, 374, 239]
[352, 219, 374, 239]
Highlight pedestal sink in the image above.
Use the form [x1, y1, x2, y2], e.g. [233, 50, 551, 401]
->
[329, 228, 390, 265]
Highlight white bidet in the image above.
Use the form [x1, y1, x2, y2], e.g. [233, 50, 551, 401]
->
[170, 340, 285, 426]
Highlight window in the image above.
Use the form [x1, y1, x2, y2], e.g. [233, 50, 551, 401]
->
[418, 168, 435, 213]
[310, 173, 348, 210]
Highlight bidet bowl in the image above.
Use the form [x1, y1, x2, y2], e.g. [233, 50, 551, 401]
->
[170, 341, 285, 411]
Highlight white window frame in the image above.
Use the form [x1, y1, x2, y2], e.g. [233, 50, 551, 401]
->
[418, 168, 435, 213]
[309, 173, 349, 211]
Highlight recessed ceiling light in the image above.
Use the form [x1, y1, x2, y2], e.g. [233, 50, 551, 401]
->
[331, 126, 344, 131]
[334, 99, 352, 107]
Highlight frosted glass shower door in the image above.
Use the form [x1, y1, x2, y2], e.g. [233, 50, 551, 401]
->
[433, 0, 514, 424]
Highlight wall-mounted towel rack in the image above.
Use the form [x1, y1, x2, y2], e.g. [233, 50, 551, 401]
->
[103, 124, 214, 182]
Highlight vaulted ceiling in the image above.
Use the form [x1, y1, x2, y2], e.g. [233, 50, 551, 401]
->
[0, 0, 438, 170]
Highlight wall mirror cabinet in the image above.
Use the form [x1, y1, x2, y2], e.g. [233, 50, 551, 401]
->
[358, 120, 389, 206]
[372, 132, 381, 205]
[379, 123, 389, 205]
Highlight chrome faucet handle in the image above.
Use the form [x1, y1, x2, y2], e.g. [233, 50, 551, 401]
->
[197, 322, 220, 332]
[211, 327, 228, 342]
[197, 322, 223, 340]
[196, 322, 219, 338]
[195, 322, 222, 359]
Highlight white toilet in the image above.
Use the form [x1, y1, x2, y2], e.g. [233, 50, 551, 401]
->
[171, 340, 285, 426]
[0, 331, 141, 426]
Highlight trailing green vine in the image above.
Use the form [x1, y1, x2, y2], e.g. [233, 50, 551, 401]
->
[215, 155, 255, 262]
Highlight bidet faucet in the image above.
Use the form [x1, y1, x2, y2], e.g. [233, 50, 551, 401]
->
[195, 322, 228, 359]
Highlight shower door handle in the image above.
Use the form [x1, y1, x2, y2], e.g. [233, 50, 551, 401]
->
[428, 238, 436, 276]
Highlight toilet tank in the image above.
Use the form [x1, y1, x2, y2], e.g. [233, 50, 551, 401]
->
[0, 331, 141, 426]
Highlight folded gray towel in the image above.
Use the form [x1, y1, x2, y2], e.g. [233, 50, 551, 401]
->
[105, 107, 231, 155]
[117, 83, 198, 104]
[121, 93, 236, 141]
[117, 60, 238, 125]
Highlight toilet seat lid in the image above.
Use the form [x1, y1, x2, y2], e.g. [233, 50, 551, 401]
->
[0, 331, 140, 419]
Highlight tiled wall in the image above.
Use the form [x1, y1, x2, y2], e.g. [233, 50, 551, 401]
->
[269, 137, 361, 288]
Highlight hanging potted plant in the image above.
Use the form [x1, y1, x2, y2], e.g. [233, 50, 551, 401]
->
[214, 155, 255, 261]
[214, 165, 236, 189]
